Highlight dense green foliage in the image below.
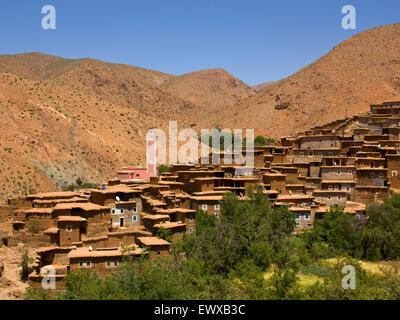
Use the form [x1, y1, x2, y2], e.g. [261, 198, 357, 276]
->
[254, 136, 276, 146]
[26, 188, 400, 300]
[199, 127, 242, 151]
[158, 164, 171, 176]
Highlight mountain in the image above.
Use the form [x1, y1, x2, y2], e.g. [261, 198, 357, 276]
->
[0, 53, 253, 201]
[214, 23, 400, 138]
[251, 81, 277, 93]
[161, 68, 255, 111]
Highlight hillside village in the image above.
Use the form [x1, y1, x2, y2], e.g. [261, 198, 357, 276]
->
[0, 100, 399, 293]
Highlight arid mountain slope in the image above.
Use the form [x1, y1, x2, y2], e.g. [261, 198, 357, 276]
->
[0, 53, 206, 201]
[251, 81, 277, 93]
[216, 23, 400, 138]
[161, 68, 255, 111]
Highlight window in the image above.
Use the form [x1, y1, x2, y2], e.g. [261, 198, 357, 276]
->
[215, 213, 219, 218]
[67, 226, 72, 232]
[308, 151, 313, 157]
[346, 187, 350, 191]
[334, 186, 339, 190]
[179, 232, 183, 236]
[318, 152, 323, 156]
[202, 204, 208, 211]
[348, 171, 352, 175]
[392, 170, 398, 177]
[106, 261, 119, 268]
[214, 204, 220, 211]
[189, 228, 193, 233]
[371, 173, 375, 178]
[132, 215, 137, 222]
[304, 214, 310, 220]
[338, 196, 341, 200]
[79, 261, 92, 268]
[379, 173, 384, 178]
[296, 222, 300, 227]
[328, 185, 333, 190]
[133, 207, 137, 213]
[111, 209, 116, 215]
[295, 214, 300, 220]
[337, 171, 341, 175]
[189, 217, 193, 223]
[120, 209, 124, 214]
[299, 152, 304, 157]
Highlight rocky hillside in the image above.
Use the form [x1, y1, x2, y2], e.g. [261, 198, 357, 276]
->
[161, 68, 255, 111]
[0, 53, 252, 202]
[215, 23, 400, 138]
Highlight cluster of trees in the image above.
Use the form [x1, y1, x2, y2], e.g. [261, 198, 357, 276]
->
[302, 191, 400, 261]
[25, 187, 400, 300]
[62, 178, 98, 191]
[199, 127, 275, 151]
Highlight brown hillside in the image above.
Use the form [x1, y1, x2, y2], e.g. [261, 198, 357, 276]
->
[215, 23, 400, 138]
[251, 81, 277, 93]
[161, 68, 255, 111]
[0, 53, 205, 202]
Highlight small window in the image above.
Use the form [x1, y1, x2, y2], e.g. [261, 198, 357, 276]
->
[328, 185, 333, 190]
[132, 215, 137, 222]
[304, 214, 310, 220]
[334, 186, 338, 190]
[295, 214, 300, 220]
[189, 228, 193, 233]
[214, 204, 220, 211]
[133, 207, 137, 213]
[346, 187, 350, 191]
[338, 196, 341, 200]
[189, 217, 193, 223]
[179, 232, 183, 236]
[308, 152, 313, 157]
[348, 171, 352, 175]
[120, 209, 124, 214]
[379, 173, 384, 178]
[215, 213, 219, 218]
[296, 222, 300, 227]
[392, 170, 398, 177]
[371, 173, 375, 178]
[337, 171, 341, 175]
[202, 204, 208, 211]
[67, 226, 72, 232]
[318, 152, 322, 156]
[111, 209, 116, 215]
[299, 152, 304, 157]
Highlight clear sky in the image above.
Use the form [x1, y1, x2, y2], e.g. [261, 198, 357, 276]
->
[0, 0, 399, 85]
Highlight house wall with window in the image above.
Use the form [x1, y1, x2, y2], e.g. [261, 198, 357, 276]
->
[190, 197, 222, 218]
[58, 220, 81, 246]
[291, 207, 315, 231]
[320, 166, 355, 180]
[312, 190, 347, 206]
[387, 154, 400, 189]
[356, 169, 387, 187]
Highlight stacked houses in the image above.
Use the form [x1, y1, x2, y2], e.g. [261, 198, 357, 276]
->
[1, 100, 400, 291]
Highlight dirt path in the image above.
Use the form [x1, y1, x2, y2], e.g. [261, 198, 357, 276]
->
[0, 245, 30, 300]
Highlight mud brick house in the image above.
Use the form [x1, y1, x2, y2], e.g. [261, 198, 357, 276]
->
[116, 167, 151, 181]
[152, 221, 187, 241]
[190, 195, 223, 217]
[137, 237, 171, 259]
[68, 246, 145, 277]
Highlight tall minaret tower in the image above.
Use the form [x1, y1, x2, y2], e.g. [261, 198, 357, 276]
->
[146, 129, 158, 177]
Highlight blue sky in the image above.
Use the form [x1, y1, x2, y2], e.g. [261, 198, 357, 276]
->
[0, 0, 399, 85]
